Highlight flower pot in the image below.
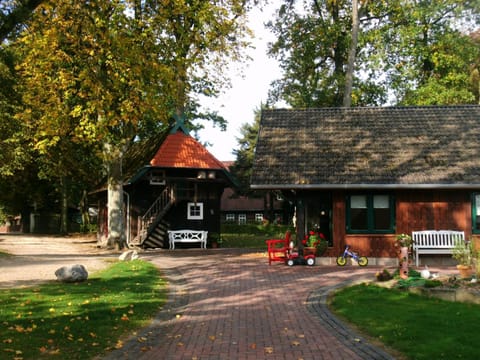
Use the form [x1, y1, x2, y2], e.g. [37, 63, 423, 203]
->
[399, 246, 409, 279]
[303, 247, 316, 256]
[457, 264, 472, 279]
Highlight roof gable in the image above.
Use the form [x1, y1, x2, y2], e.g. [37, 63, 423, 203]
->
[150, 131, 226, 170]
[251, 106, 480, 189]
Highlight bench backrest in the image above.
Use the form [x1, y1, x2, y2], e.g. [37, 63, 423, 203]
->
[412, 230, 464, 248]
[168, 230, 208, 240]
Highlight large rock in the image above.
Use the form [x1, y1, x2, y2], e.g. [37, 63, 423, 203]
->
[55, 264, 88, 283]
[119, 250, 139, 261]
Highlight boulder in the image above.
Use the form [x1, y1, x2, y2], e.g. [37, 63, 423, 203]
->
[119, 249, 139, 261]
[55, 264, 88, 283]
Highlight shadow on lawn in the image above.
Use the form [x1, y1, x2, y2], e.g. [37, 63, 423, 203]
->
[0, 261, 165, 359]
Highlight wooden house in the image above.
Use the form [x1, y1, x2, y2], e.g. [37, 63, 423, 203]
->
[220, 187, 286, 224]
[220, 161, 287, 224]
[95, 121, 237, 249]
[251, 106, 480, 264]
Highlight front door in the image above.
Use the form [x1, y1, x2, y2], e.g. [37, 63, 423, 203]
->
[305, 194, 332, 247]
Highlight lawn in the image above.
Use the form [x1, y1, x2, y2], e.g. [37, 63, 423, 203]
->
[330, 283, 480, 360]
[0, 260, 166, 360]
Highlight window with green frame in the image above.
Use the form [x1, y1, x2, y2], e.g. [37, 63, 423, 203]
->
[472, 193, 480, 233]
[346, 194, 395, 233]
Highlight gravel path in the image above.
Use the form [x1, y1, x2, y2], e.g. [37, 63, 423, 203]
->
[0, 233, 115, 288]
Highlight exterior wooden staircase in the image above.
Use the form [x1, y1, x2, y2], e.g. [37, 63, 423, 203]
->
[129, 185, 175, 248]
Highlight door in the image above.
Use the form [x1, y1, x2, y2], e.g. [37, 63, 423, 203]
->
[305, 194, 333, 247]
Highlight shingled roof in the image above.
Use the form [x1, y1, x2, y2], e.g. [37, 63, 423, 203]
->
[150, 131, 226, 170]
[251, 106, 480, 189]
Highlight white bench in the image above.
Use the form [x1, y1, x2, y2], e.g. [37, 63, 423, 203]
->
[168, 230, 208, 250]
[412, 230, 465, 266]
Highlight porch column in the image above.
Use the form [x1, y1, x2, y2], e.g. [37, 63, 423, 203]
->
[296, 198, 305, 255]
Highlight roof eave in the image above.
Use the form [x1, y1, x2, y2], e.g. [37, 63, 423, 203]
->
[250, 183, 480, 190]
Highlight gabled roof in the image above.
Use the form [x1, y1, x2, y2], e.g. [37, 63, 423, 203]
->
[220, 188, 283, 212]
[150, 131, 226, 170]
[251, 106, 480, 190]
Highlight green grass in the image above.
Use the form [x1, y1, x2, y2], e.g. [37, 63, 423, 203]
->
[0, 260, 166, 360]
[330, 283, 480, 359]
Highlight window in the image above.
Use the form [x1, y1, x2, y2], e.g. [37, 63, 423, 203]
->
[226, 213, 235, 222]
[473, 194, 480, 233]
[187, 202, 203, 220]
[238, 214, 246, 224]
[347, 194, 394, 233]
[149, 170, 166, 185]
[255, 213, 264, 222]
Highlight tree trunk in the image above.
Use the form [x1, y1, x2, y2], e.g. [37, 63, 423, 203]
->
[104, 143, 126, 249]
[343, 0, 359, 107]
[59, 176, 68, 234]
[80, 189, 90, 231]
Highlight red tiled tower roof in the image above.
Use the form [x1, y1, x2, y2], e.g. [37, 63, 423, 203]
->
[150, 131, 226, 170]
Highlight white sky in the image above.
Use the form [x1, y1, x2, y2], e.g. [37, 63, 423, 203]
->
[197, 5, 282, 161]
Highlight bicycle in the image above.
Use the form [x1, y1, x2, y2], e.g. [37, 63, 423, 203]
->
[336, 245, 368, 266]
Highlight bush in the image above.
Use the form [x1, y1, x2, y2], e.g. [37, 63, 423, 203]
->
[219, 224, 295, 248]
[424, 279, 443, 288]
[220, 223, 293, 237]
[376, 269, 393, 281]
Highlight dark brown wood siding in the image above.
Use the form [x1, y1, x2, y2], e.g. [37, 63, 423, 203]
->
[396, 190, 470, 235]
[318, 189, 471, 258]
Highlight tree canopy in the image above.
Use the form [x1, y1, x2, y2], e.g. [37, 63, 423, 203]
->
[0, 0, 44, 42]
[1, 0, 253, 243]
[267, 0, 480, 107]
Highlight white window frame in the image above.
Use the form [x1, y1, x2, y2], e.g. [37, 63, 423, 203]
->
[187, 202, 203, 220]
[149, 170, 166, 185]
[255, 213, 264, 222]
[238, 214, 247, 224]
[226, 213, 235, 222]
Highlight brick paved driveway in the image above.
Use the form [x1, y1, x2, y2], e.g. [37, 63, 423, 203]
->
[105, 250, 395, 360]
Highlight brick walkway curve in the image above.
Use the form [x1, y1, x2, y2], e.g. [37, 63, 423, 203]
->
[104, 249, 395, 360]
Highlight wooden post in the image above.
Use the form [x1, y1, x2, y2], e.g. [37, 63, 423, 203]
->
[296, 198, 305, 256]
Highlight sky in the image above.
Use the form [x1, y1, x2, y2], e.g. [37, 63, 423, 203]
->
[197, 5, 282, 161]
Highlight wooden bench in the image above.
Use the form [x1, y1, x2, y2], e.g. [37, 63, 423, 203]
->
[168, 230, 208, 250]
[412, 230, 465, 266]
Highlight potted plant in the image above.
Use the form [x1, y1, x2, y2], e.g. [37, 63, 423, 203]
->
[452, 239, 474, 278]
[209, 234, 222, 249]
[302, 230, 328, 256]
[395, 233, 414, 248]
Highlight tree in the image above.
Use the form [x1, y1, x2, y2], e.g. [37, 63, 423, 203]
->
[13, 0, 253, 246]
[0, 0, 45, 42]
[229, 105, 280, 222]
[230, 106, 262, 196]
[381, 0, 480, 105]
[267, 0, 387, 107]
[267, 0, 479, 107]
[15, 0, 171, 245]
[141, 0, 252, 130]
[342, 0, 360, 107]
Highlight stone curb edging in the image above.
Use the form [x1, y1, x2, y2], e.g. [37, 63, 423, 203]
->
[306, 279, 395, 360]
[102, 267, 189, 359]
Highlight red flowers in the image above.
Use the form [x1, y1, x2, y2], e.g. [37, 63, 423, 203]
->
[302, 231, 326, 248]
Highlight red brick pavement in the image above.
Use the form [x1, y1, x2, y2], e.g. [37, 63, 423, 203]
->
[104, 250, 395, 360]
